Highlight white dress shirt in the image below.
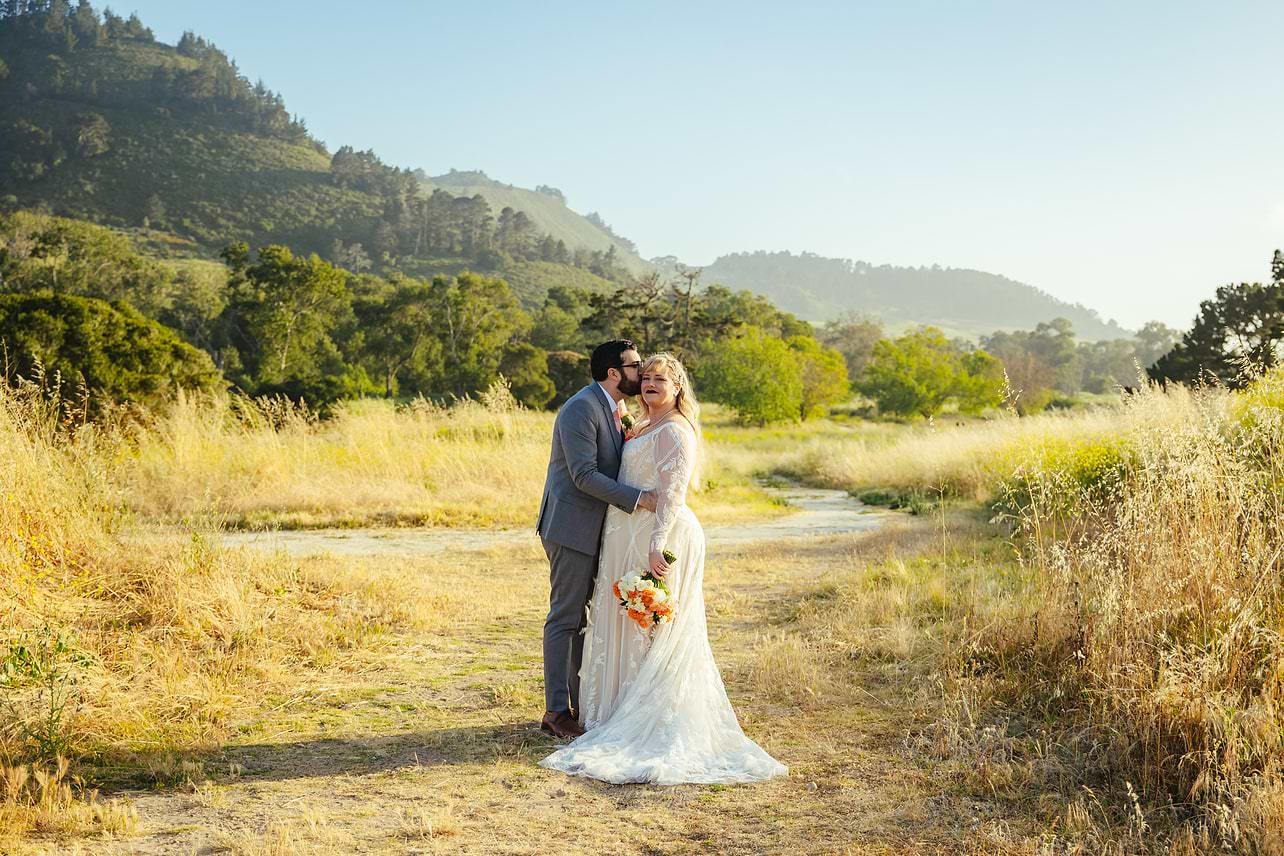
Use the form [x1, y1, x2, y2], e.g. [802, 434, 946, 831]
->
[595, 382, 618, 412]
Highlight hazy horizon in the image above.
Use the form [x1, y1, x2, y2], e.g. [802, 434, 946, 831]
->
[116, 1, 1284, 332]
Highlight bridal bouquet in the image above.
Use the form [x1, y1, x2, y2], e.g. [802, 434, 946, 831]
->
[613, 550, 677, 630]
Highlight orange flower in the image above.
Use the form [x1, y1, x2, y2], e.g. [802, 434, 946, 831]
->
[612, 581, 622, 600]
[628, 609, 651, 629]
[653, 603, 672, 617]
[640, 590, 655, 608]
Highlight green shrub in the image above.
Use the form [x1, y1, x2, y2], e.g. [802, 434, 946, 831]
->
[997, 435, 1130, 518]
[0, 292, 221, 407]
[1232, 365, 1284, 427]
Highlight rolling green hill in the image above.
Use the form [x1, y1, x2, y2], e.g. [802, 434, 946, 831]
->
[699, 251, 1133, 341]
[422, 170, 649, 274]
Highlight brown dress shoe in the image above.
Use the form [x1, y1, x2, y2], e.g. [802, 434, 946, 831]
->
[541, 710, 585, 739]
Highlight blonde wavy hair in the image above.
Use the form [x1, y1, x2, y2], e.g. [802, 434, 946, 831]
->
[638, 352, 703, 490]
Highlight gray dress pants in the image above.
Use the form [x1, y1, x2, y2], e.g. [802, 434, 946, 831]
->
[542, 538, 598, 713]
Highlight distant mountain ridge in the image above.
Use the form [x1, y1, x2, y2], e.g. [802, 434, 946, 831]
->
[698, 251, 1132, 340]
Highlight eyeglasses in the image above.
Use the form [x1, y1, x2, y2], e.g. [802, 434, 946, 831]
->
[617, 361, 642, 371]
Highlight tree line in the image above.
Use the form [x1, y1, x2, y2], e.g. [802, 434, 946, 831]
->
[4, 208, 1276, 423]
[0, 211, 853, 420]
[837, 249, 1284, 418]
[0, 208, 1154, 426]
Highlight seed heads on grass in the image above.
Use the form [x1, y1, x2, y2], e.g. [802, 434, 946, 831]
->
[397, 800, 458, 840]
[0, 755, 137, 839]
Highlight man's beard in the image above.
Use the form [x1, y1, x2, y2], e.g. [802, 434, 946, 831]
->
[618, 374, 642, 397]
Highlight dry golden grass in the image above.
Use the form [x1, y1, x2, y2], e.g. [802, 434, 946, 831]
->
[0, 756, 136, 840]
[790, 407, 1126, 503]
[0, 383, 448, 848]
[123, 388, 552, 529]
[702, 376, 1284, 853]
[889, 378, 1284, 854]
[9, 364, 1284, 853]
[121, 388, 788, 530]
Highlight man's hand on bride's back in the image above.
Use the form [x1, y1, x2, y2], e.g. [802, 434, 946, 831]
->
[637, 491, 657, 513]
[648, 550, 671, 579]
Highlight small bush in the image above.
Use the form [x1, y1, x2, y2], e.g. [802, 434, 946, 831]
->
[0, 627, 90, 762]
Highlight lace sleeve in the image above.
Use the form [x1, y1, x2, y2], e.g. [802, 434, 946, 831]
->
[650, 422, 695, 553]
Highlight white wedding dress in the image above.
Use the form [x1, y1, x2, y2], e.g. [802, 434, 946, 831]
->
[540, 421, 787, 785]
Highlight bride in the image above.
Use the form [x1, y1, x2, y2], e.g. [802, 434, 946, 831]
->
[540, 353, 787, 785]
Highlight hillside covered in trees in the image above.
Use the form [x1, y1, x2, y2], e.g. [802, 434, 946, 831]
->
[421, 170, 648, 274]
[700, 251, 1133, 341]
[0, 3, 633, 306]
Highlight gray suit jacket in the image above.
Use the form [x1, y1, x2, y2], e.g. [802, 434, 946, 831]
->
[536, 384, 642, 556]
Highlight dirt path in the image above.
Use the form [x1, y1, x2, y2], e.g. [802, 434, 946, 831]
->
[25, 499, 1024, 855]
[216, 484, 895, 558]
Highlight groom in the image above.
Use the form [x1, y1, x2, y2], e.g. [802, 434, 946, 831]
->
[536, 340, 656, 739]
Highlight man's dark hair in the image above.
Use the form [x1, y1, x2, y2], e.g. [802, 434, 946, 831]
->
[590, 339, 636, 382]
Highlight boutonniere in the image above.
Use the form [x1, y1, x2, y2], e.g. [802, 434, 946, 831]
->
[619, 406, 635, 441]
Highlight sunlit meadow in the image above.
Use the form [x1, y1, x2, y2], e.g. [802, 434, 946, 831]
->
[2, 372, 1283, 852]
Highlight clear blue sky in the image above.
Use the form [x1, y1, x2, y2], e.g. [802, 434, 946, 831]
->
[122, 1, 1284, 330]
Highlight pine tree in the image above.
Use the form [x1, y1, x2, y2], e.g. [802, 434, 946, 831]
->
[71, 0, 101, 45]
[1149, 255, 1284, 388]
[538, 234, 557, 262]
[124, 11, 151, 40]
[101, 7, 122, 37]
[44, 0, 69, 34]
[176, 30, 200, 56]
